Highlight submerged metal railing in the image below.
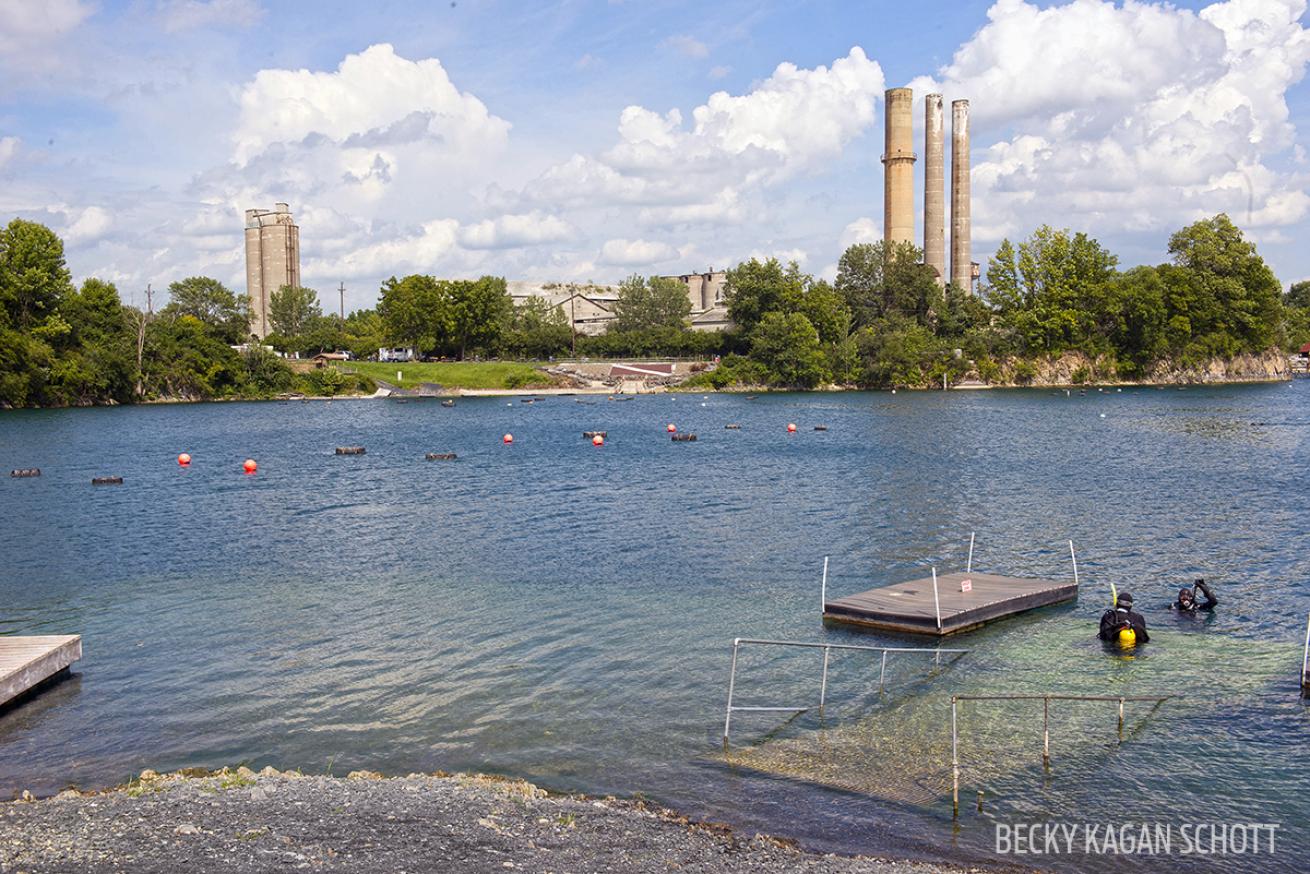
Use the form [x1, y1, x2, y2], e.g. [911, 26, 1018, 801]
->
[949, 693, 1172, 816]
[722, 637, 969, 750]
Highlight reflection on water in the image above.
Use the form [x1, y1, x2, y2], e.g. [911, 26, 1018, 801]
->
[1, 383, 1309, 871]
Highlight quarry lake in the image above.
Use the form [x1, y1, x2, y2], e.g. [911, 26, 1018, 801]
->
[2, 384, 1308, 872]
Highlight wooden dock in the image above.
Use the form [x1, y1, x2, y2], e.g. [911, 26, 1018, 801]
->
[0, 636, 82, 710]
[824, 572, 1077, 636]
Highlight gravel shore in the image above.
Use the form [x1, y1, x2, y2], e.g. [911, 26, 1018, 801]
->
[0, 768, 1005, 873]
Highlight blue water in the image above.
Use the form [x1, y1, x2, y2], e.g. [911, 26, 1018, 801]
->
[1, 385, 1308, 871]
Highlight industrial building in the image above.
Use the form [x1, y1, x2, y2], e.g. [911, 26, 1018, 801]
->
[883, 89, 976, 292]
[508, 272, 732, 335]
[658, 270, 732, 332]
[244, 203, 300, 339]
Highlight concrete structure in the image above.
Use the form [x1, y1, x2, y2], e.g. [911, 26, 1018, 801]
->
[950, 100, 973, 293]
[507, 281, 620, 337]
[244, 203, 301, 339]
[882, 88, 916, 246]
[923, 94, 947, 287]
[1, 635, 81, 710]
[508, 274, 733, 336]
[659, 270, 732, 333]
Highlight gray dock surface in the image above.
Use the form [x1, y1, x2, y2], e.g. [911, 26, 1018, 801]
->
[824, 571, 1076, 636]
[0, 635, 82, 709]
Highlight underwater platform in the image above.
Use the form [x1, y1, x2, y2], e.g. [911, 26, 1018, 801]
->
[824, 571, 1077, 637]
[0, 635, 82, 710]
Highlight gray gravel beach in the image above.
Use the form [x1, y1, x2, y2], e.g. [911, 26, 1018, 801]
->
[0, 768, 1010, 873]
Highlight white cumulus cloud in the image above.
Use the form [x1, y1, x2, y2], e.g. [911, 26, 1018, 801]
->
[457, 212, 577, 250]
[914, 0, 1310, 243]
[597, 238, 681, 266]
[0, 135, 18, 167]
[64, 206, 113, 244]
[0, 0, 93, 55]
[233, 43, 510, 164]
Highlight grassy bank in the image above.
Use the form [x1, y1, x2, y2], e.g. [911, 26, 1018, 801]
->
[348, 361, 556, 390]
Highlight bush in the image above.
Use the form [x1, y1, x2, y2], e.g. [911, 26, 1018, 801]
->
[1071, 364, 1090, 384]
[1013, 359, 1037, 385]
[504, 369, 546, 389]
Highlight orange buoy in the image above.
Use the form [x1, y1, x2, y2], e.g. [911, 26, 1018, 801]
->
[667, 423, 677, 433]
[787, 422, 797, 433]
[243, 458, 258, 474]
[592, 434, 604, 446]
[503, 433, 513, 444]
[178, 453, 191, 466]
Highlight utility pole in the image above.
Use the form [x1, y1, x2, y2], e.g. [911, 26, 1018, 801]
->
[338, 281, 345, 321]
[135, 283, 154, 399]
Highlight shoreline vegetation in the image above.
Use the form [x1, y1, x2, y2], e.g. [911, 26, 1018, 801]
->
[0, 213, 1305, 409]
[0, 767, 979, 874]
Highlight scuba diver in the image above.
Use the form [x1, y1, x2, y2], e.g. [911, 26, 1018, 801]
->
[1099, 591, 1149, 647]
[1172, 578, 1218, 612]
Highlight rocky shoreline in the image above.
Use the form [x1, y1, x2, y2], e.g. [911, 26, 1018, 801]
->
[0, 768, 1007, 874]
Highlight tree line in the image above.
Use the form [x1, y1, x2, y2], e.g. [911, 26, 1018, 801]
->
[0, 212, 1297, 406]
[696, 213, 1293, 389]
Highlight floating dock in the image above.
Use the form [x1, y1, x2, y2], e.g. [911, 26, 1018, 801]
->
[825, 571, 1077, 636]
[0, 636, 82, 710]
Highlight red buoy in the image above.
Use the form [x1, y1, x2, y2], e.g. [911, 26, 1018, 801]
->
[787, 422, 797, 433]
[177, 453, 191, 466]
[592, 434, 604, 446]
[243, 458, 258, 474]
[503, 433, 513, 444]
[667, 423, 677, 433]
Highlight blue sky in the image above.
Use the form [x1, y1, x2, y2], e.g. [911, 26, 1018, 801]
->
[1, 0, 1308, 314]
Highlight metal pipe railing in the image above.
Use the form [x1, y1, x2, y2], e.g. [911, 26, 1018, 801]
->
[723, 637, 969, 750]
[949, 693, 1172, 816]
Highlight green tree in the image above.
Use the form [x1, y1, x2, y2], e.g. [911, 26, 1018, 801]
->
[0, 219, 74, 330]
[855, 317, 937, 387]
[611, 275, 693, 332]
[505, 295, 571, 358]
[724, 259, 805, 335]
[748, 312, 829, 388]
[269, 285, 322, 342]
[378, 274, 448, 354]
[835, 241, 940, 328]
[983, 226, 1118, 354]
[1284, 279, 1310, 310]
[1163, 213, 1282, 358]
[447, 276, 512, 358]
[343, 309, 387, 360]
[798, 278, 851, 345]
[163, 277, 250, 344]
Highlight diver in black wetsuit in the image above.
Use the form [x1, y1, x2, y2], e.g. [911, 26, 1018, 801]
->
[1099, 592, 1149, 645]
[1172, 578, 1218, 612]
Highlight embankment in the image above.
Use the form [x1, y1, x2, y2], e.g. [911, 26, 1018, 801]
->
[0, 768, 995, 873]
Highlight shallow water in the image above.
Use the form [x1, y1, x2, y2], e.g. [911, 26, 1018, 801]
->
[1, 384, 1308, 871]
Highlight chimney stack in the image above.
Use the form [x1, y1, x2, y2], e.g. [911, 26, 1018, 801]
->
[882, 88, 916, 247]
[923, 94, 946, 286]
[950, 99, 972, 293]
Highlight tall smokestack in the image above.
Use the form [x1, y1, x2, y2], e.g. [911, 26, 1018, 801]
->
[950, 99, 972, 293]
[923, 94, 946, 286]
[882, 87, 915, 247]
